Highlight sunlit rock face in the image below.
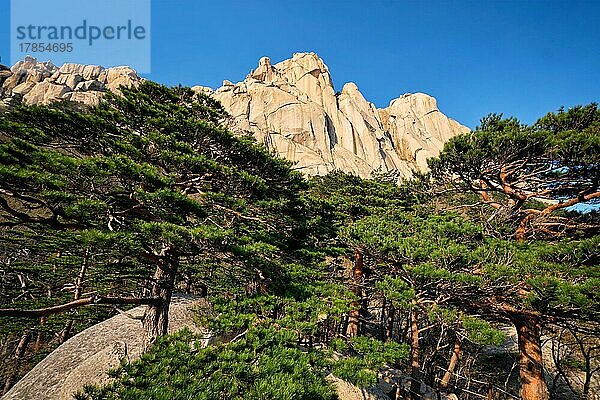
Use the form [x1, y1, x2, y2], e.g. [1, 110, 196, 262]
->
[0, 56, 139, 106]
[3, 53, 469, 178]
[205, 52, 469, 178]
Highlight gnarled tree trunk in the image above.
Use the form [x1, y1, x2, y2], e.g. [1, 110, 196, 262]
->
[512, 313, 550, 400]
[142, 249, 178, 350]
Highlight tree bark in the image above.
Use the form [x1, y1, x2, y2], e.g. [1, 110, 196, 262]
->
[515, 190, 600, 240]
[409, 304, 422, 400]
[142, 249, 178, 350]
[346, 249, 363, 337]
[512, 313, 550, 400]
[440, 337, 461, 389]
[515, 214, 535, 242]
[380, 298, 387, 341]
[33, 316, 46, 352]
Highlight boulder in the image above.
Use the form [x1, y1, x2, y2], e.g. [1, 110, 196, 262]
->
[3, 57, 57, 96]
[248, 56, 277, 82]
[10, 55, 38, 73]
[75, 80, 105, 92]
[0, 69, 13, 89]
[2, 71, 27, 93]
[58, 63, 87, 75]
[2, 296, 207, 400]
[327, 374, 390, 400]
[55, 73, 83, 89]
[63, 90, 105, 106]
[105, 66, 139, 93]
[24, 69, 53, 84]
[23, 82, 72, 105]
[11, 56, 57, 76]
[191, 85, 214, 96]
[11, 81, 37, 96]
[3, 57, 142, 107]
[82, 65, 105, 81]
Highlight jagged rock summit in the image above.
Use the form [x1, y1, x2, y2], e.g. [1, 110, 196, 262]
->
[0, 56, 139, 107]
[199, 53, 469, 177]
[1, 53, 469, 178]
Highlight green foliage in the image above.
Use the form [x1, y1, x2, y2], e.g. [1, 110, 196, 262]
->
[0, 82, 318, 391]
[349, 336, 409, 366]
[375, 276, 415, 309]
[2, 82, 599, 399]
[303, 171, 419, 251]
[429, 104, 600, 239]
[0, 81, 311, 309]
[561, 356, 586, 372]
[329, 336, 408, 387]
[77, 327, 338, 400]
[461, 316, 505, 346]
[330, 358, 377, 388]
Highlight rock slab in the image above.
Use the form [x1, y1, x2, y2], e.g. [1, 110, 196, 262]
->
[1, 296, 207, 400]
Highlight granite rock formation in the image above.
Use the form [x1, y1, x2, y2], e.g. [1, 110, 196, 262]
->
[201, 53, 469, 177]
[0, 56, 139, 106]
[2, 296, 207, 400]
[2, 53, 469, 178]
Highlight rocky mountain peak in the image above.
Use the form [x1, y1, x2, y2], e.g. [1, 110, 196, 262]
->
[1, 53, 469, 178]
[276, 52, 334, 89]
[0, 57, 139, 106]
[212, 53, 469, 177]
[247, 56, 277, 83]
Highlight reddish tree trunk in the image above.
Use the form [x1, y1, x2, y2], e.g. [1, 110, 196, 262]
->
[346, 249, 363, 337]
[512, 313, 549, 400]
[440, 337, 461, 389]
[409, 304, 422, 400]
[515, 214, 535, 242]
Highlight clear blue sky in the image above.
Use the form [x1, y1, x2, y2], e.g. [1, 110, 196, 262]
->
[1, 0, 599, 128]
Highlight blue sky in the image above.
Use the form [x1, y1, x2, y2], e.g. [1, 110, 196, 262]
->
[1, 0, 599, 128]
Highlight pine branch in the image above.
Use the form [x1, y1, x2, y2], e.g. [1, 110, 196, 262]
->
[0, 295, 161, 318]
